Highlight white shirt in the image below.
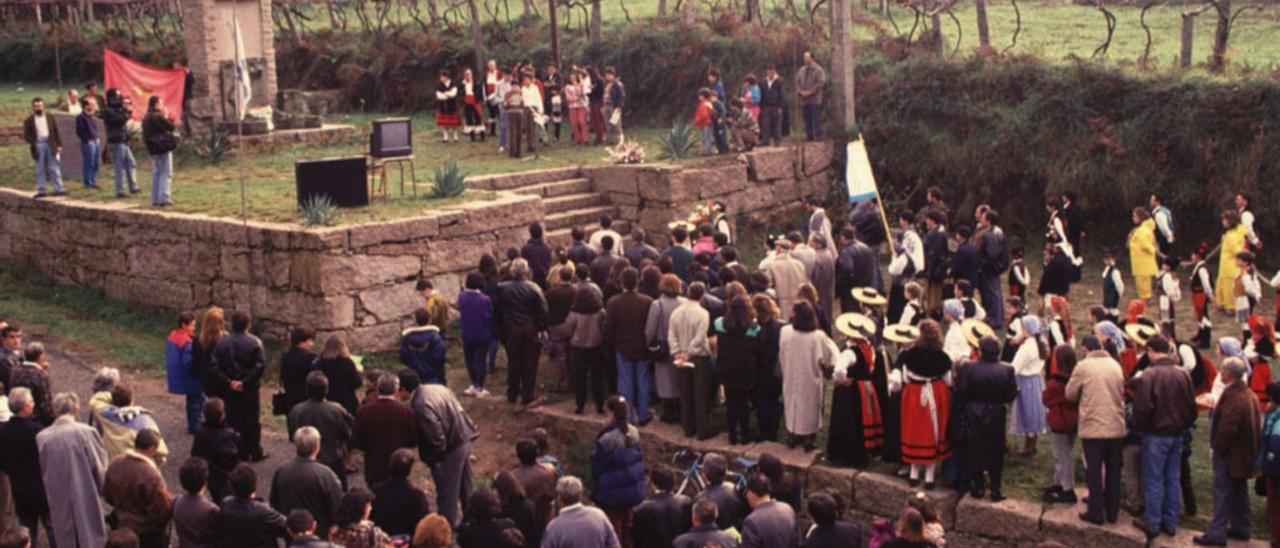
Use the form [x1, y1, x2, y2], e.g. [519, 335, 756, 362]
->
[66, 101, 81, 115]
[33, 115, 49, 141]
[890, 229, 925, 278]
[435, 80, 458, 101]
[1242, 209, 1260, 247]
[589, 229, 623, 254]
[1176, 344, 1199, 376]
[1154, 207, 1175, 243]
[1012, 338, 1045, 377]
[944, 323, 969, 365]
[1159, 271, 1181, 308]
[521, 84, 545, 121]
[1011, 262, 1029, 287]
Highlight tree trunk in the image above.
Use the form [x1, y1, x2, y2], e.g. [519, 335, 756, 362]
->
[523, 0, 536, 17]
[590, 0, 602, 38]
[1211, 0, 1230, 70]
[975, 0, 991, 49]
[470, 0, 486, 91]
[658, 0, 667, 17]
[1180, 12, 1195, 69]
[931, 12, 944, 59]
[744, 0, 757, 23]
[548, 0, 560, 66]
[681, 0, 694, 25]
[829, 0, 855, 130]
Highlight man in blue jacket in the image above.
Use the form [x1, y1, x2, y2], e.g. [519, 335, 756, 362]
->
[400, 308, 447, 385]
[165, 311, 204, 434]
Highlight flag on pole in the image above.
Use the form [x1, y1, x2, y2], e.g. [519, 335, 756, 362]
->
[231, 16, 252, 120]
[845, 138, 878, 204]
[102, 49, 187, 121]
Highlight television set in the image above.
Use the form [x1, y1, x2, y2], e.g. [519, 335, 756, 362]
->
[296, 156, 369, 208]
[370, 118, 412, 158]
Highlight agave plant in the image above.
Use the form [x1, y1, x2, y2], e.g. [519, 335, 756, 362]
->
[659, 121, 697, 161]
[431, 159, 467, 198]
[299, 194, 338, 226]
[193, 123, 233, 164]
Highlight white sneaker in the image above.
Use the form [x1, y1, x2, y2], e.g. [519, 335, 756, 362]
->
[463, 386, 476, 396]
[475, 388, 490, 398]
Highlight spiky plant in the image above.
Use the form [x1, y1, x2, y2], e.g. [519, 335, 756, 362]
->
[659, 121, 697, 161]
[194, 123, 233, 164]
[431, 159, 467, 198]
[299, 194, 338, 226]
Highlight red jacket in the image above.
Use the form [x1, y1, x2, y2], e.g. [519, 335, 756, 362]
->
[1043, 372, 1079, 434]
[694, 101, 714, 129]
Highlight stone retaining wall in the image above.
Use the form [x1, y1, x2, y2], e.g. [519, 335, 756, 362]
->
[585, 141, 836, 241]
[0, 187, 541, 351]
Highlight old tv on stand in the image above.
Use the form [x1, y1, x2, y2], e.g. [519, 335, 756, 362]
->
[370, 118, 412, 158]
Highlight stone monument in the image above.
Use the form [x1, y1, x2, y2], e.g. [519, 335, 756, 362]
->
[181, 0, 276, 133]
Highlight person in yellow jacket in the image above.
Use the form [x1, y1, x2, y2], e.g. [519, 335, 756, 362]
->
[1216, 209, 1249, 310]
[1127, 208, 1158, 300]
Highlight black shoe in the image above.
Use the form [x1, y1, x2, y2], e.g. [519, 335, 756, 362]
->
[596, 406, 605, 415]
[1132, 518, 1159, 541]
[1045, 490, 1078, 504]
[1226, 531, 1251, 541]
[51, 190, 67, 196]
[116, 192, 127, 198]
[1161, 525, 1177, 537]
[989, 491, 1006, 502]
[32, 192, 47, 199]
[786, 436, 797, 449]
[970, 489, 986, 500]
[574, 406, 584, 415]
[1078, 513, 1104, 525]
[129, 188, 139, 194]
[923, 481, 936, 491]
[249, 452, 269, 463]
[1042, 485, 1064, 497]
[1192, 536, 1227, 546]
[908, 477, 920, 487]
[637, 416, 653, 427]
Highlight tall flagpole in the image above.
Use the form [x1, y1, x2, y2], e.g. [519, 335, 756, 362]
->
[231, 2, 255, 320]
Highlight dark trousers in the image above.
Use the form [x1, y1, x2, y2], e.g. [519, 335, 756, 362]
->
[678, 357, 716, 439]
[138, 530, 168, 548]
[1203, 455, 1252, 541]
[712, 124, 729, 154]
[606, 507, 634, 548]
[759, 107, 783, 146]
[753, 386, 782, 442]
[1267, 477, 1279, 546]
[1082, 437, 1124, 523]
[431, 442, 474, 527]
[571, 345, 606, 412]
[504, 326, 542, 404]
[225, 385, 263, 459]
[324, 460, 349, 491]
[1180, 428, 1197, 514]
[185, 392, 206, 434]
[17, 510, 54, 548]
[801, 104, 822, 140]
[590, 102, 605, 145]
[979, 274, 1005, 329]
[725, 388, 751, 442]
[463, 340, 489, 389]
[971, 468, 1002, 494]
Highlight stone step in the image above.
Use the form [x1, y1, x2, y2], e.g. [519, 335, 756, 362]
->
[544, 204, 617, 232]
[466, 167, 583, 191]
[543, 192, 609, 214]
[511, 178, 593, 198]
[546, 221, 631, 248]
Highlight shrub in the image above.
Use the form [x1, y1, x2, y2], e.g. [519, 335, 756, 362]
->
[299, 194, 338, 226]
[184, 124, 233, 165]
[431, 159, 466, 198]
[658, 121, 697, 160]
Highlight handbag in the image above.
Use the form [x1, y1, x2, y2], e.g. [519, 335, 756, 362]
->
[647, 299, 671, 362]
[271, 392, 291, 416]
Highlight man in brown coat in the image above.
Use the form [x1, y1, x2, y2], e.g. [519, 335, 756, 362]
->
[21, 97, 64, 197]
[102, 429, 173, 548]
[604, 267, 654, 424]
[512, 438, 558, 531]
[354, 374, 418, 486]
[1193, 357, 1261, 546]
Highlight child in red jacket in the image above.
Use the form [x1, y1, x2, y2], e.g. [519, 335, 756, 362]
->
[694, 88, 715, 156]
[1042, 344, 1080, 503]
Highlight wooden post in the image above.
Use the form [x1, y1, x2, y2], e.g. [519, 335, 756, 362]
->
[976, 0, 991, 49]
[1180, 12, 1195, 69]
[931, 12, 944, 59]
[829, 0, 855, 130]
[548, 0, 560, 67]
[469, 0, 486, 89]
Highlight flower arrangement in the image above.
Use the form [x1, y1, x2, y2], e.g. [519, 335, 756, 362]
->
[605, 138, 646, 165]
[669, 202, 719, 231]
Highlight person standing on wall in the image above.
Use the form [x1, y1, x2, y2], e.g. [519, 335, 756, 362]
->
[758, 65, 785, 147]
[75, 97, 102, 190]
[795, 51, 827, 141]
[23, 97, 65, 199]
[141, 95, 178, 207]
[102, 89, 138, 198]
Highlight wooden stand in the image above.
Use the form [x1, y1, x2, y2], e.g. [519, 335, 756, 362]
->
[369, 155, 417, 199]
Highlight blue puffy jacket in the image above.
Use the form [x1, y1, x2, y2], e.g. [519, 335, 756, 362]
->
[591, 421, 646, 510]
[400, 325, 447, 384]
[165, 329, 202, 395]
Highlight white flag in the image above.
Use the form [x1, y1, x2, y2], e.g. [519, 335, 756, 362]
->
[231, 16, 252, 120]
[845, 138, 878, 203]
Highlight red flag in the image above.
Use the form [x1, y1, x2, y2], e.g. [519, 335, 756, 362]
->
[103, 49, 186, 122]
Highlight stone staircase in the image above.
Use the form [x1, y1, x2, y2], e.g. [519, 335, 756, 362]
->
[469, 167, 626, 247]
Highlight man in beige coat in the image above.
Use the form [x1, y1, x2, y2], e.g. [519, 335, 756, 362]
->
[1065, 335, 1127, 525]
[765, 240, 808, 322]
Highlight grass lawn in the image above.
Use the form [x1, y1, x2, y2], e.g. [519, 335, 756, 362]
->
[0, 107, 675, 224]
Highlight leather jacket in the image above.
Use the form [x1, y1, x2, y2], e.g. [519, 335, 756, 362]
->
[495, 279, 549, 332]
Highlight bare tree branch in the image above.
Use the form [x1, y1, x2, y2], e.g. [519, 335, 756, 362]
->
[1002, 0, 1020, 54]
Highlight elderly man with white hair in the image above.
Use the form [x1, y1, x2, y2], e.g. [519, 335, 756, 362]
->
[494, 257, 549, 406]
[1193, 357, 1261, 546]
[0, 387, 52, 546]
[541, 476, 620, 548]
[36, 392, 109, 548]
[270, 425, 343, 539]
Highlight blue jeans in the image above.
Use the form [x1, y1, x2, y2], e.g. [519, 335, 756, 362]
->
[1203, 453, 1252, 541]
[802, 103, 823, 140]
[111, 142, 138, 194]
[1141, 433, 1184, 529]
[185, 392, 206, 434]
[150, 152, 172, 205]
[486, 338, 502, 373]
[616, 353, 651, 423]
[464, 340, 489, 389]
[498, 106, 508, 148]
[701, 126, 714, 155]
[34, 141, 63, 194]
[80, 139, 101, 187]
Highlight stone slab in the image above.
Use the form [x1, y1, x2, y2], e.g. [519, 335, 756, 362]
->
[358, 281, 421, 323]
[954, 494, 1044, 543]
[1039, 495, 1147, 548]
[852, 472, 958, 529]
[748, 146, 797, 181]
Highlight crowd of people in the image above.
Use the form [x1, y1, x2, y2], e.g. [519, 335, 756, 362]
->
[0, 182, 1278, 547]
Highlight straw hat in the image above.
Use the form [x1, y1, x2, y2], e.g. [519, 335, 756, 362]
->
[852, 287, 888, 307]
[961, 318, 995, 349]
[835, 313, 877, 341]
[1125, 323, 1159, 346]
[884, 324, 920, 344]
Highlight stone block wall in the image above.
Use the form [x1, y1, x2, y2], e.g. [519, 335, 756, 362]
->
[0, 188, 541, 352]
[585, 142, 835, 242]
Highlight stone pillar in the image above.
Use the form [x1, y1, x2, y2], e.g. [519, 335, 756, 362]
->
[181, 0, 276, 119]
